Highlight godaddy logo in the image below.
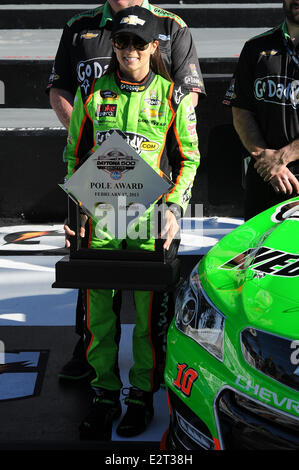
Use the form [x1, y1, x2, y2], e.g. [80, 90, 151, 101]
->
[254, 76, 299, 108]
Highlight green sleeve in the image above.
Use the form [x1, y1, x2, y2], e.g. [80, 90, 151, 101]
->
[64, 86, 87, 179]
[166, 92, 200, 213]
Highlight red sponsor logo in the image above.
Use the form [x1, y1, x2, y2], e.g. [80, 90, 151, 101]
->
[97, 104, 117, 118]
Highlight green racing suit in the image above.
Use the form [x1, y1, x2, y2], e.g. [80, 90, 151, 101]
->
[64, 69, 200, 392]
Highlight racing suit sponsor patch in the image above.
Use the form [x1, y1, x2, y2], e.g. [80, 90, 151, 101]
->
[187, 112, 196, 122]
[140, 141, 159, 151]
[144, 90, 162, 106]
[95, 129, 160, 154]
[96, 104, 117, 118]
[100, 89, 119, 100]
[187, 123, 197, 136]
[141, 107, 165, 119]
[174, 86, 185, 105]
[181, 183, 193, 205]
[120, 83, 145, 92]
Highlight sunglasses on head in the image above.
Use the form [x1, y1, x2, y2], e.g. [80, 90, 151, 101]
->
[113, 34, 150, 51]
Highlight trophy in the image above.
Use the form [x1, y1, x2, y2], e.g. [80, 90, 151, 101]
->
[52, 131, 181, 291]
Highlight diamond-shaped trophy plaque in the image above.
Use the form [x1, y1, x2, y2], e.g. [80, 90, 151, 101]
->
[52, 131, 181, 290]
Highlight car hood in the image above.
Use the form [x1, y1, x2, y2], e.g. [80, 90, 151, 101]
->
[198, 198, 299, 339]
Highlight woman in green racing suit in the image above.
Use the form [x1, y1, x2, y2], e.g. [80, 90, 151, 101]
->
[64, 5, 200, 440]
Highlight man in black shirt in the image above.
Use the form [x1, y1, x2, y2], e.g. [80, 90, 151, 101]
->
[47, 0, 205, 381]
[224, 0, 299, 220]
[47, 0, 205, 129]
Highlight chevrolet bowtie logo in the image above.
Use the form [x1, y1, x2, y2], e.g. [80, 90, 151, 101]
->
[120, 15, 145, 26]
[81, 33, 98, 39]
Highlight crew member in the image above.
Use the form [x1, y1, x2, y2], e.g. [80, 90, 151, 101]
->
[223, 0, 299, 220]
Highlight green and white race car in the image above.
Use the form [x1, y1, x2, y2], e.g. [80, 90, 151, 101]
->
[164, 197, 299, 450]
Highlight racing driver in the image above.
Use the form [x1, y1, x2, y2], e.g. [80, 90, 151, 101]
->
[64, 6, 200, 440]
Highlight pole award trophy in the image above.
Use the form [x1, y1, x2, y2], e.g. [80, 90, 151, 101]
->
[52, 131, 181, 291]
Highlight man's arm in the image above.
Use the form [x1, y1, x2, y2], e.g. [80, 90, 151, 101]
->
[190, 92, 198, 108]
[47, 23, 76, 128]
[49, 88, 74, 130]
[232, 106, 267, 154]
[254, 137, 299, 178]
[232, 106, 299, 195]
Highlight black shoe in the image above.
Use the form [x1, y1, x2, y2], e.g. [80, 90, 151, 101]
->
[79, 389, 122, 441]
[58, 357, 94, 381]
[116, 387, 154, 437]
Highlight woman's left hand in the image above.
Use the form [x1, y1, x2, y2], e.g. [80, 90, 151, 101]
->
[160, 209, 180, 250]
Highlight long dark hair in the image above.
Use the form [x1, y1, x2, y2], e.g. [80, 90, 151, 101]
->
[105, 42, 172, 82]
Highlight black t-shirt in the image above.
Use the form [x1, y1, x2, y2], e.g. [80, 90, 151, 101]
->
[224, 22, 299, 152]
[47, 3, 206, 100]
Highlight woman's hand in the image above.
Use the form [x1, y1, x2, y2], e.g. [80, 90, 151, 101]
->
[64, 214, 88, 248]
[160, 209, 180, 251]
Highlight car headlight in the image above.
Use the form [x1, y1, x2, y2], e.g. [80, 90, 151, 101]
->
[175, 264, 225, 361]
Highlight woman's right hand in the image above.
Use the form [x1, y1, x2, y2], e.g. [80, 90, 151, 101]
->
[64, 214, 88, 248]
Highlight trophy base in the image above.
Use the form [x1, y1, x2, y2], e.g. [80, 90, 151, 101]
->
[52, 255, 181, 291]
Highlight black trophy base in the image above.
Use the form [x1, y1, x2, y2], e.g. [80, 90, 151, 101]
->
[52, 255, 181, 291]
